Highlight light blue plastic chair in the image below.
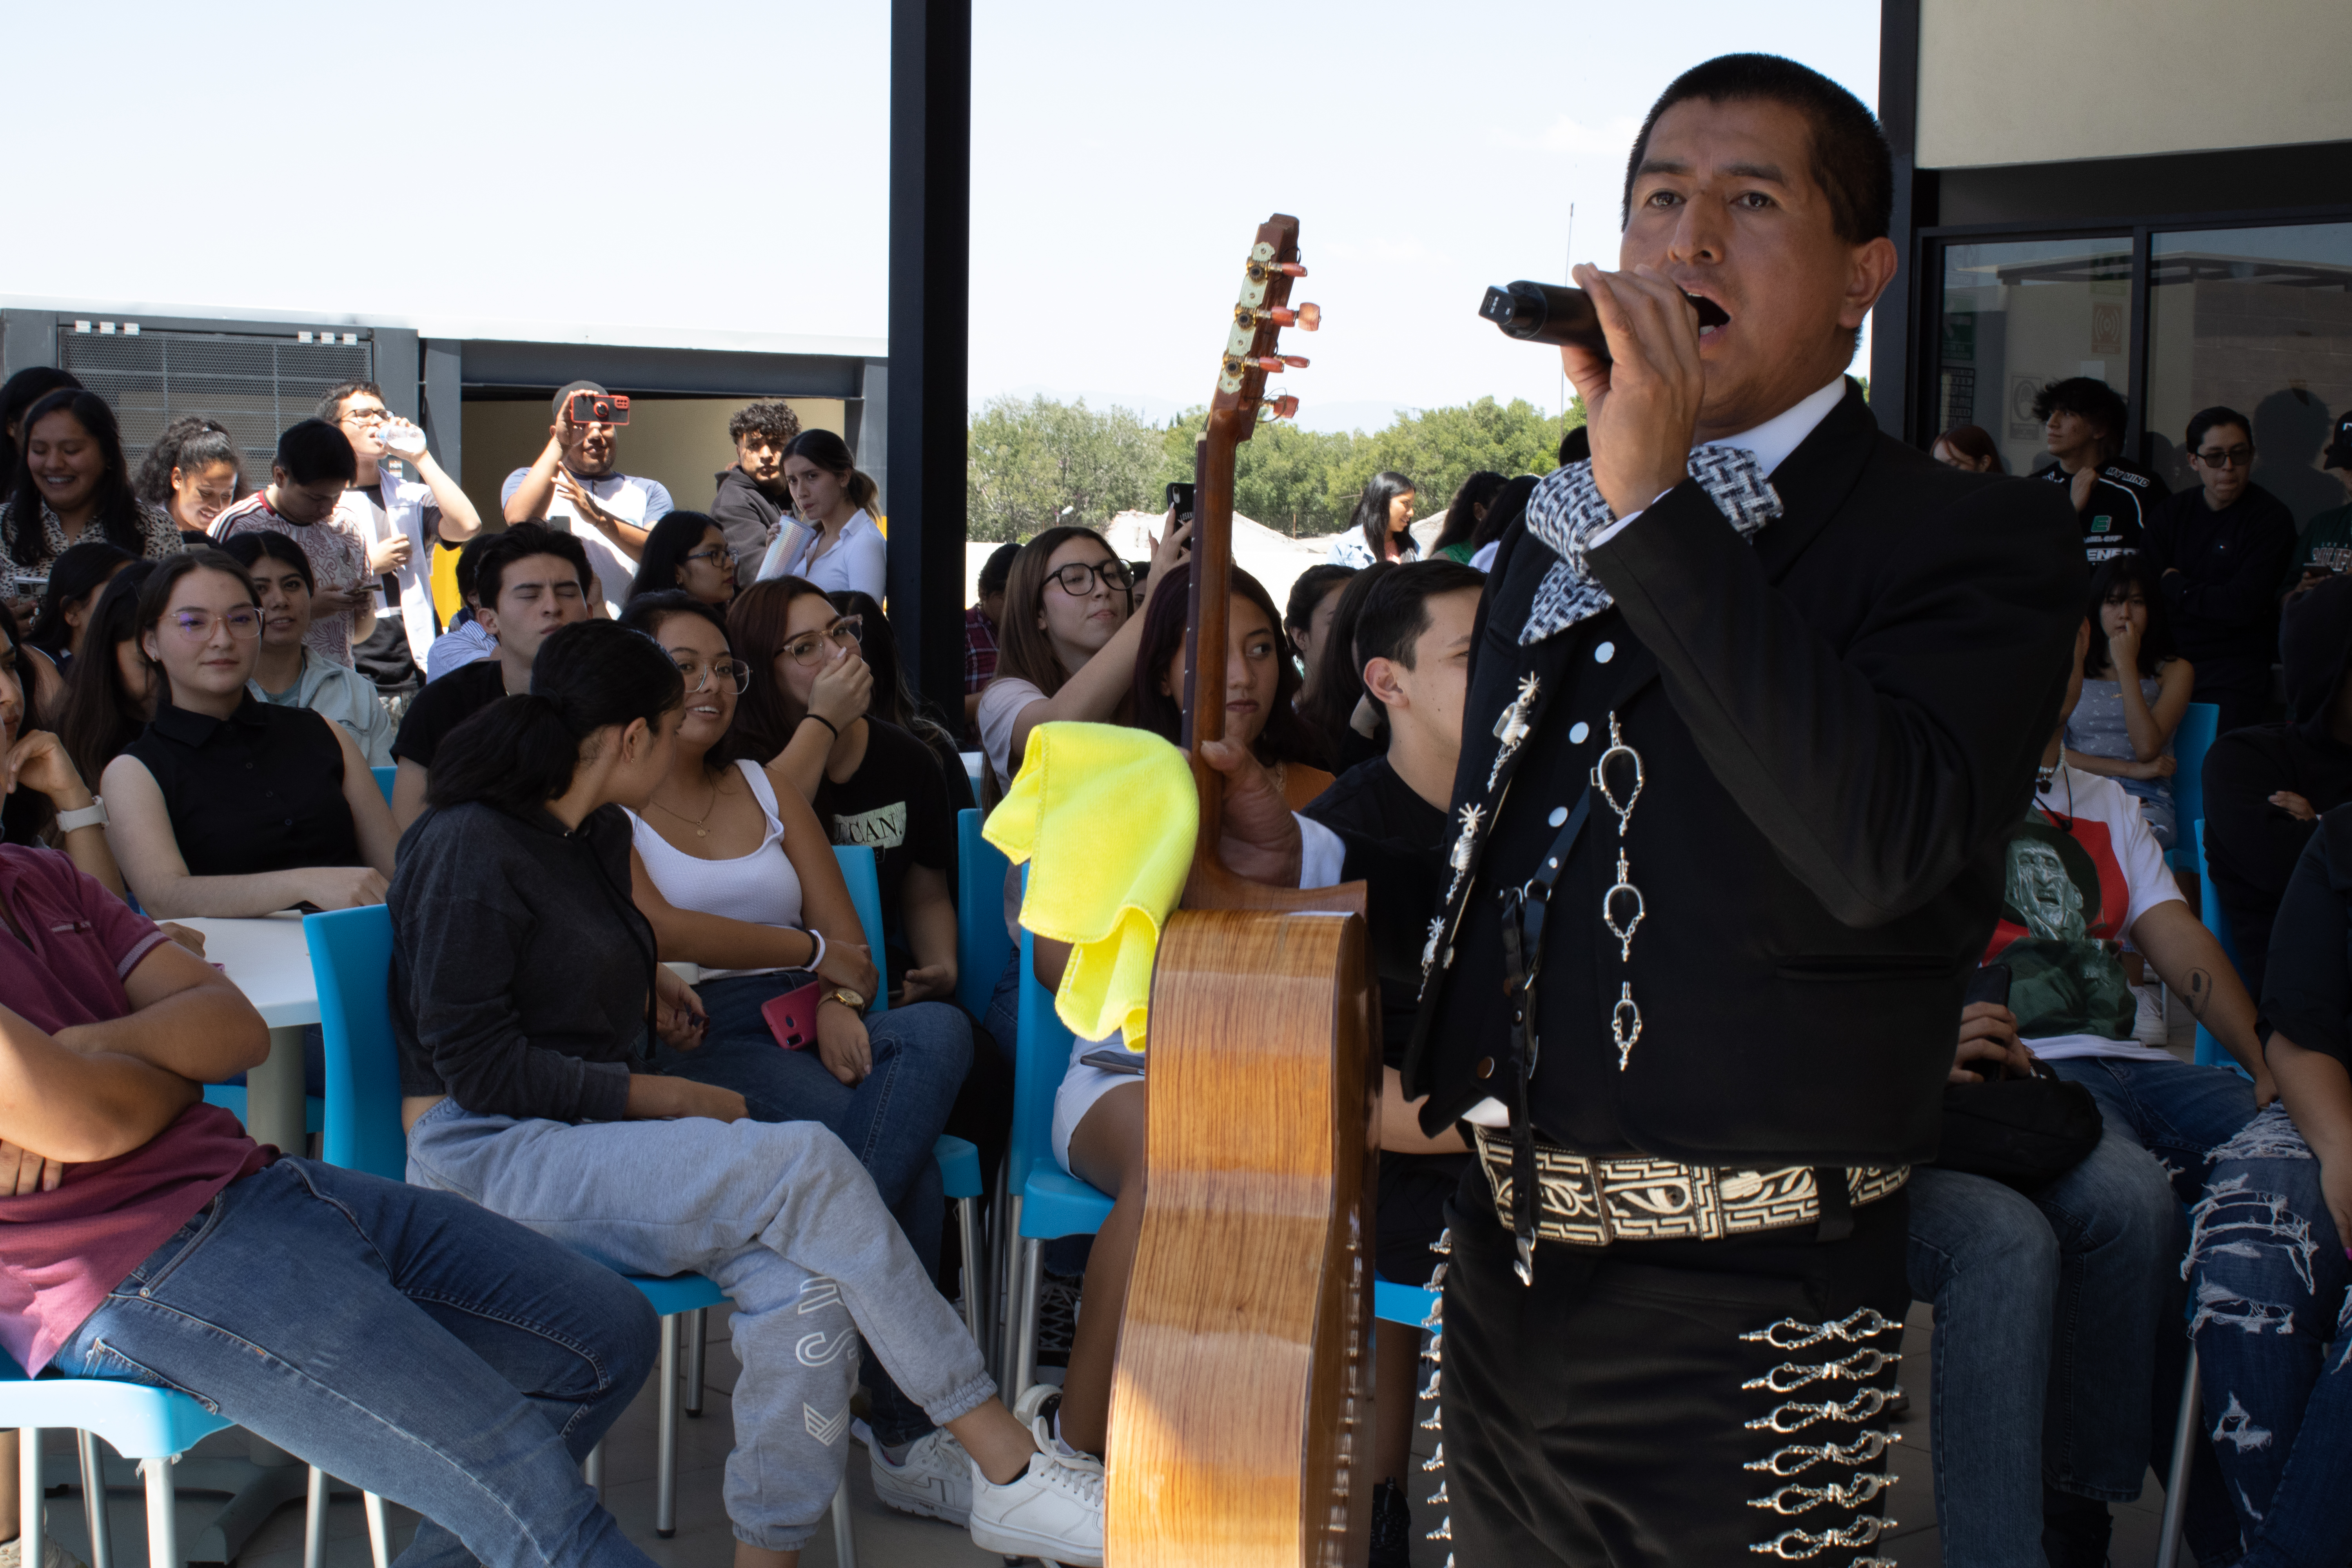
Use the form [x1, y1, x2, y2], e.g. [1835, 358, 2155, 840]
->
[2166, 701, 2219, 872]
[1000, 870, 1118, 1395]
[369, 765, 396, 806]
[954, 808, 1013, 1023]
[199, 1083, 323, 1136]
[2192, 820, 2252, 1076]
[3, 1345, 236, 1568]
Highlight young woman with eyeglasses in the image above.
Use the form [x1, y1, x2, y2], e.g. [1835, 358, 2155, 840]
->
[976, 519, 1191, 791]
[626, 508, 738, 608]
[98, 550, 398, 918]
[728, 577, 962, 1005]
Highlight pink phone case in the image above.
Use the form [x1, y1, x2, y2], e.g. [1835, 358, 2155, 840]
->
[761, 981, 825, 1051]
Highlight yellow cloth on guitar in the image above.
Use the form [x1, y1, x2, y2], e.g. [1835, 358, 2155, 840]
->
[982, 721, 1196, 1050]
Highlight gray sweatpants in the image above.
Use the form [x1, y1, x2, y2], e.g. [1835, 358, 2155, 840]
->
[405, 1099, 995, 1550]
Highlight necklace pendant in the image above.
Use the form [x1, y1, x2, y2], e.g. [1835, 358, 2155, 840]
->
[695, 826, 709, 838]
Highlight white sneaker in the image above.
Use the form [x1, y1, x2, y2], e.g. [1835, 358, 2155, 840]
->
[2133, 982, 2170, 1048]
[967, 1413, 1105, 1566]
[868, 1426, 974, 1526]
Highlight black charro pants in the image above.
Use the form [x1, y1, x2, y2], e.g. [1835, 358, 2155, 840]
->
[1437, 1171, 1911, 1568]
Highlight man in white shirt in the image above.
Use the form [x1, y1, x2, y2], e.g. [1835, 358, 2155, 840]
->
[501, 380, 673, 615]
[321, 381, 481, 688]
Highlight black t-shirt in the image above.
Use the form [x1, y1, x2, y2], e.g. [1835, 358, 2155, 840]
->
[2036, 456, 2168, 564]
[1303, 756, 1448, 1069]
[2259, 805, 2352, 1073]
[123, 695, 359, 876]
[392, 659, 507, 769]
[814, 719, 955, 978]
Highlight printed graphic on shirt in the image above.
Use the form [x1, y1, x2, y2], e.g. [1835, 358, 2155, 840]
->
[1983, 811, 2136, 1042]
[830, 800, 907, 851]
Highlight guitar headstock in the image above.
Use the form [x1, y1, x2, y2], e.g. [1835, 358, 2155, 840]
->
[1212, 213, 1319, 441]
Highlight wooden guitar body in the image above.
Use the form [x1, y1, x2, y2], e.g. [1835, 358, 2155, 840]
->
[1103, 216, 1380, 1566]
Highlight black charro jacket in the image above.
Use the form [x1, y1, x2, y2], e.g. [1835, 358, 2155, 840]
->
[1371, 383, 2084, 1169]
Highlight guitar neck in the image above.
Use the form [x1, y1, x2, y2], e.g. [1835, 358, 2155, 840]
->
[1183, 418, 1240, 870]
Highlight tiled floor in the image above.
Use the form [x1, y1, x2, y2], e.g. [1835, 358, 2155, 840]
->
[29, 1001, 2207, 1567]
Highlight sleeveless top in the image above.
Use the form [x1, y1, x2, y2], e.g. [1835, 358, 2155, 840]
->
[2065, 673, 2178, 843]
[626, 760, 804, 979]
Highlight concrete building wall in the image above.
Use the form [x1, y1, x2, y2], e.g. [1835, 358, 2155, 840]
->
[1916, 0, 2352, 169]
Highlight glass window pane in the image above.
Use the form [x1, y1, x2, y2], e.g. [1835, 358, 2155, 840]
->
[1936, 238, 2133, 477]
[2147, 223, 2352, 526]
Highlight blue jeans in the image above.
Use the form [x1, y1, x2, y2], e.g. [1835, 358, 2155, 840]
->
[59, 1158, 656, 1568]
[651, 975, 971, 1448]
[1907, 1123, 2180, 1568]
[2049, 1054, 2261, 1203]
[2186, 1105, 2352, 1568]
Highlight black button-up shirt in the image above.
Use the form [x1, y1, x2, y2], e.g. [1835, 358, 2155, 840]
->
[123, 695, 359, 876]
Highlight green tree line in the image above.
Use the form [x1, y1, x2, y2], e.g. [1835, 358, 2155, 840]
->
[965, 392, 1584, 543]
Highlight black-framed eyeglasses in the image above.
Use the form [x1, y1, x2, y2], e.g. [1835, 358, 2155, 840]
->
[671, 654, 751, 694]
[779, 617, 864, 666]
[1047, 560, 1132, 597]
[684, 545, 737, 568]
[2194, 444, 2254, 469]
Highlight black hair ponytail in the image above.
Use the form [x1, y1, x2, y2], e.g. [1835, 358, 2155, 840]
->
[426, 619, 684, 816]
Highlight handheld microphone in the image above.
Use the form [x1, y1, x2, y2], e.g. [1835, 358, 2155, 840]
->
[1478, 281, 1728, 363]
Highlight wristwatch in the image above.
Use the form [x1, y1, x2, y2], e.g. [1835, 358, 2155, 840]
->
[56, 797, 107, 833]
[820, 987, 867, 1015]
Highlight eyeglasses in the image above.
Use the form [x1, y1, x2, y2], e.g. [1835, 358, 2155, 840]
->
[671, 655, 751, 694]
[1047, 560, 1133, 597]
[167, 608, 261, 641]
[779, 617, 864, 667]
[684, 545, 737, 568]
[2194, 444, 2254, 469]
[338, 407, 388, 426]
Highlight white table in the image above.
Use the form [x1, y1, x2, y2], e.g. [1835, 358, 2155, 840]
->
[176, 913, 320, 1156]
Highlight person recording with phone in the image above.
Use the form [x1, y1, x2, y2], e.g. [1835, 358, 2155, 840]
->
[322, 380, 481, 689]
[502, 379, 675, 615]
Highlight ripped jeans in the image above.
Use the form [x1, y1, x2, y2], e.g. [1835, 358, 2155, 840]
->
[2186, 1105, 2352, 1568]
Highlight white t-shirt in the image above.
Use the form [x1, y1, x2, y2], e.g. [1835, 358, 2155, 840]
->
[336, 467, 443, 666]
[498, 468, 674, 615]
[782, 509, 886, 603]
[1994, 764, 2185, 1064]
[976, 674, 1046, 792]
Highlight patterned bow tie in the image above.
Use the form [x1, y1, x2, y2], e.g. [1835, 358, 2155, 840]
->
[1518, 446, 1783, 646]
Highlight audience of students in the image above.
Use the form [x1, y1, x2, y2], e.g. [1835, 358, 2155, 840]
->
[0, 841, 668, 1568]
[2187, 808, 2352, 1567]
[1427, 470, 1505, 564]
[56, 561, 160, 792]
[1282, 563, 1354, 704]
[626, 509, 737, 606]
[1931, 423, 2004, 473]
[832, 590, 977, 811]
[1128, 561, 1332, 809]
[210, 420, 374, 669]
[2143, 405, 2299, 737]
[2202, 573, 2352, 995]
[322, 381, 481, 690]
[613, 590, 985, 1519]
[133, 417, 245, 541]
[389, 617, 1103, 1566]
[0, 390, 182, 622]
[501, 381, 673, 614]
[2063, 553, 2194, 849]
[775, 430, 887, 602]
[977, 520, 1189, 792]
[710, 400, 802, 586]
[220, 533, 396, 766]
[424, 531, 501, 682]
[391, 525, 593, 827]
[1296, 560, 1399, 775]
[965, 540, 1021, 742]
[100, 550, 397, 918]
[1328, 470, 1419, 566]
[2033, 376, 2168, 566]
[0, 368, 81, 493]
[729, 579, 962, 1002]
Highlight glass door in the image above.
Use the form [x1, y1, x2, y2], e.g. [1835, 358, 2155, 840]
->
[1936, 237, 2134, 477]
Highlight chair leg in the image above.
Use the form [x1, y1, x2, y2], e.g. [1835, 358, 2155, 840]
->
[361, 1491, 389, 1568]
[78, 1431, 114, 1568]
[956, 1196, 987, 1351]
[1012, 1237, 1044, 1399]
[995, 1195, 1025, 1390]
[301, 1466, 327, 1568]
[582, 1439, 603, 1498]
[20, 1426, 42, 1568]
[684, 1307, 708, 1419]
[655, 1313, 681, 1538]
[829, 1475, 858, 1568]
[136, 1458, 176, 1568]
[2155, 1345, 2202, 1568]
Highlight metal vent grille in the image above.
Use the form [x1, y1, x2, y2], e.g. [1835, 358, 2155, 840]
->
[56, 327, 372, 482]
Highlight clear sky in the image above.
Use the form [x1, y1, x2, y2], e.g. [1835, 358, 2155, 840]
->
[6, 0, 1877, 431]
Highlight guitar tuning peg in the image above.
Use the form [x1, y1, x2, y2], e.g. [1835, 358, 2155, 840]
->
[1274, 261, 1308, 277]
[1259, 396, 1299, 420]
[1242, 354, 1309, 373]
[1278, 303, 1321, 331]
